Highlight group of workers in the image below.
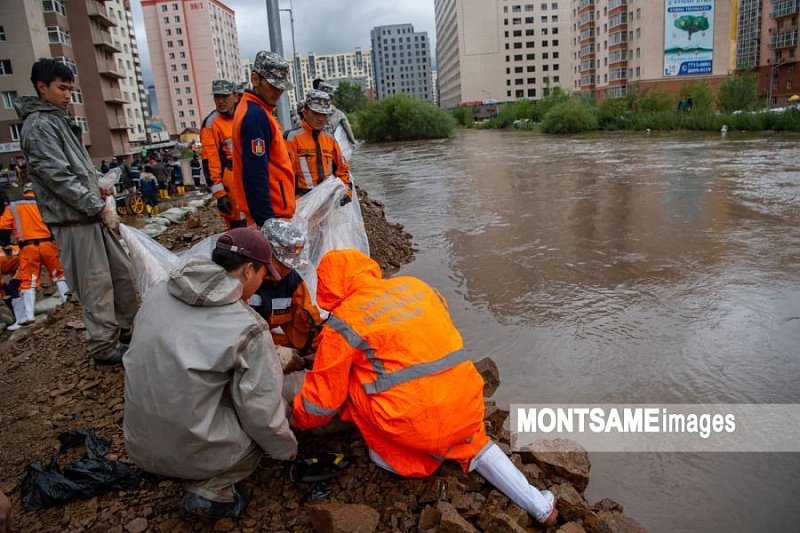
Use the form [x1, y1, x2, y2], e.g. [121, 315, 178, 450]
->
[8, 53, 558, 527]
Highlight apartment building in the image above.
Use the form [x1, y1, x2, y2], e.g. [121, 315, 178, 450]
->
[142, 0, 240, 136]
[435, 0, 573, 108]
[0, 0, 150, 163]
[572, 0, 735, 100]
[740, 0, 799, 107]
[287, 48, 373, 109]
[370, 23, 433, 101]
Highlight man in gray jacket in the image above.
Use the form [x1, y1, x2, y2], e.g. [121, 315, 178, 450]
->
[124, 227, 297, 518]
[15, 58, 137, 364]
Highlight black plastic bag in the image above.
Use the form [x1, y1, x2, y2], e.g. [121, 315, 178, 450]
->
[21, 429, 140, 511]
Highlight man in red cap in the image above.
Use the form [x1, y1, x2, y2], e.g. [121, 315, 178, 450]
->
[123, 227, 297, 519]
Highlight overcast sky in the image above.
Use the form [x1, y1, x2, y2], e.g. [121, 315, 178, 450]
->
[131, 0, 437, 84]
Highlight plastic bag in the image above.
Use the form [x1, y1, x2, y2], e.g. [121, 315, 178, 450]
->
[120, 224, 179, 298]
[334, 124, 354, 161]
[21, 429, 140, 511]
[97, 167, 122, 191]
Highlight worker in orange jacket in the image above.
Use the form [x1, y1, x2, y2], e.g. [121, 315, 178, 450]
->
[232, 51, 295, 226]
[201, 79, 246, 228]
[0, 243, 19, 297]
[291, 249, 558, 526]
[0, 184, 70, 330]
[284, 90, 351, 197]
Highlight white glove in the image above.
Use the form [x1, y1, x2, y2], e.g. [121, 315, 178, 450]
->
[100, 200, 120, 232]
[276, 346, 304, 374]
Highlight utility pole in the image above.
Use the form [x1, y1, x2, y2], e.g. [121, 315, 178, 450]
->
[280, 0, 301, 106]
[265, 0, 290, 129]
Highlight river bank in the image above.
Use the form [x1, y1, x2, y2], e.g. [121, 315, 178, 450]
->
[0, 189, 648, 532]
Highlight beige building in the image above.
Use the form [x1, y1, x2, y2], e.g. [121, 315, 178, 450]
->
[142, 0, 240, 136]
[435, 0, 574, 108]
[289, 48, 373, 109]
[0, 0, 149, 164]
[573, 0, 736, 100]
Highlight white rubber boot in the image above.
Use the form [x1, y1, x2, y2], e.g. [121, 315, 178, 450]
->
[6, 297, 27, 331]
[56, 279, 71, 303]
[470, 442, 557, 525]
[21, 288, 36, 324]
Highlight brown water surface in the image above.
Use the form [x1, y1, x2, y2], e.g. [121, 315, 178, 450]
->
[351, 129, 800, 532]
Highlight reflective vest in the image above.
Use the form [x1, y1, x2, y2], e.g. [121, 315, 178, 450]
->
[231, 90, 295, 226]
[292, 249, 489, 477]
[0, 192, 53, 243]
[285, 121, 350, 195]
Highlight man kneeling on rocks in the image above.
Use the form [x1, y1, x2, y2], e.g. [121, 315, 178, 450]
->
[123, 227, 297, 518]
[292, 249, 558, 526]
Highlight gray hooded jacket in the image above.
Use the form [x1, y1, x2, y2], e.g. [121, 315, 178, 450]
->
[14, 96, 105, 225]
[123, 259, 297, 480]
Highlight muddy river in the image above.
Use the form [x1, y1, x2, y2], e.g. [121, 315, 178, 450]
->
[351, 128, 800, 532]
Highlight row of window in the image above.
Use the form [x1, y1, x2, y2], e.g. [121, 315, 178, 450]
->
[508, 27, 560, 37]
[506, 16, 559, 25]
[507, 39, 560, 49]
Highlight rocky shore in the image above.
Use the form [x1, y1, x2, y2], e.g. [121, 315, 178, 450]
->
[0, 189, 646, 532]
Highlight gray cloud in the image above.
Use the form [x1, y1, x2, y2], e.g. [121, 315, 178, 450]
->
[132, 0, 436, 84]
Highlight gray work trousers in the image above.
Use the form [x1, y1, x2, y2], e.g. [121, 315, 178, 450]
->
[184, 446, 262, 503]
[51, 223, 138, 360]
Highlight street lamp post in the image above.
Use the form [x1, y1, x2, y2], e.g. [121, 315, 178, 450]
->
[280, 0, 300, 105]
[265, 0, 289, 129]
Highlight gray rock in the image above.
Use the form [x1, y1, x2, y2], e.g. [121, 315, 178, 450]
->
[520, 438, 591, 493]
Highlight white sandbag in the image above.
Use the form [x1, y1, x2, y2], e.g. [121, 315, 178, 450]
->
[34, 296, 62, 315]
[188, 200, 207, 208]
[148, 216, 171, 226]
[120, 224, 179, 298]
[140, 223, 168, 239]
[160, 208, 187, 223]
[334, 124, 354, 160]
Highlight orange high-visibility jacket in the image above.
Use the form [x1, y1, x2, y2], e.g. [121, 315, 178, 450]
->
[231, 90, 295, 226]
[292, 249, 489, 477]
[201, 110, 245, 224]
[285, 121, 350, 195]
[0, 245, 19, 275]
[0, 192, 53, 242]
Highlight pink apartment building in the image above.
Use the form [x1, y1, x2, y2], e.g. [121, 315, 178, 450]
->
[142, 0, 241, 137]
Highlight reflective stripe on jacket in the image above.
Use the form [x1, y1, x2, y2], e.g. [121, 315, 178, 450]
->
[292, 249, 488, 477]
[285, 122, 350, 194]
[251, 269, 322, 353]
[0, 192, 53, 242]
[232, 90, 295, 226]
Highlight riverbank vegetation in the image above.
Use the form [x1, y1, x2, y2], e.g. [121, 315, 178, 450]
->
[452, 72, 800, 134]
[351, 94, 456, 142]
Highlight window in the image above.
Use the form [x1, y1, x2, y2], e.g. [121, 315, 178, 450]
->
[184, 87, 191, 94]
[176, 28, 182, 35]
[170, 64, 177, 71]
[182, 75, 189, 82]
[42, 0, 66, 16]
[10, 123, 23, 141]
[70, 88, 83, 104]
[174, 15, 180, 23]
[0, 26, 5, 42]
[47, 26, 71, 46]
[2, 91, 17, 108]
[172, 76, 179, 83]
[163, 16, 169, 24]
[168, 52, 175, 60]
[165, 29, 172, 36]
[174, 87, 181, 95]
[177, 39, 184, 46]
[161, 4, 167, 12]
[55, 56, 77, 75]
[0, 60, 12, 76]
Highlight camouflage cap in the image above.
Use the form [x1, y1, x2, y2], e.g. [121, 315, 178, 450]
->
[318, 81, 335, 94]
[233, 81, 247, 94]
[211, 79, 234, 95]
[23, 182, 34, 193]
[304, 90, 333, 115]
[252, 51, 293, 91]
[260, 218, 306, 269]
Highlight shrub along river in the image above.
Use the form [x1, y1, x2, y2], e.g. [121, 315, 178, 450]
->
[351, 128, 800, 532]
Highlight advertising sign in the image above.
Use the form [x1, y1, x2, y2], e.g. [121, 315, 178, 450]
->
[664, 0, 715, 76]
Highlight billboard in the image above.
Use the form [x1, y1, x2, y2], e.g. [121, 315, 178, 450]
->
[664, 0, 715, 77]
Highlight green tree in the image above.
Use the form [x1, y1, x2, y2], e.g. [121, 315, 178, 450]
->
[717, 71, 759, 112]
[541, 99, 598, 134]
[333, 81, 369, 114]
[354, 94, 455, 142]
[674, 15, 710, 40]
[680, 80, 714, 112]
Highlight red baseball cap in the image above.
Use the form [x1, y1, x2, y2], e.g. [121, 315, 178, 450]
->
[215, 227, 281, 279]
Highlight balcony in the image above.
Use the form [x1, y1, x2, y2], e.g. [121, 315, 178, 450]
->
[578, 0, 595, 10]
[771, 0, 799, 18]
[102, 87, 128, 104]
[91, 28, 121, 53]
[86, 0, 114, 27]
[108, 116, 130, 130]
[769, 29, 798, 48]
[98, 61, 125, 79]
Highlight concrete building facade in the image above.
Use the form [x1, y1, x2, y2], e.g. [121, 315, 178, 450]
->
[370, 23, 433, 101]
[572, 0, 736, 101]
[435, 0, 573, 108]
[0, 0, 149, 163]
[286, 48, 373, 109]
[142, 0, 240, 136]
[746, 0, 800, 107]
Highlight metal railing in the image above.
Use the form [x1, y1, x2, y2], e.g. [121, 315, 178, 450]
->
[770, 0, 799, 18]
[769, 29, 798, 48]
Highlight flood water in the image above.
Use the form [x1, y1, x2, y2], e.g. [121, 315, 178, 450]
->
[350, 129, 800, 532]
